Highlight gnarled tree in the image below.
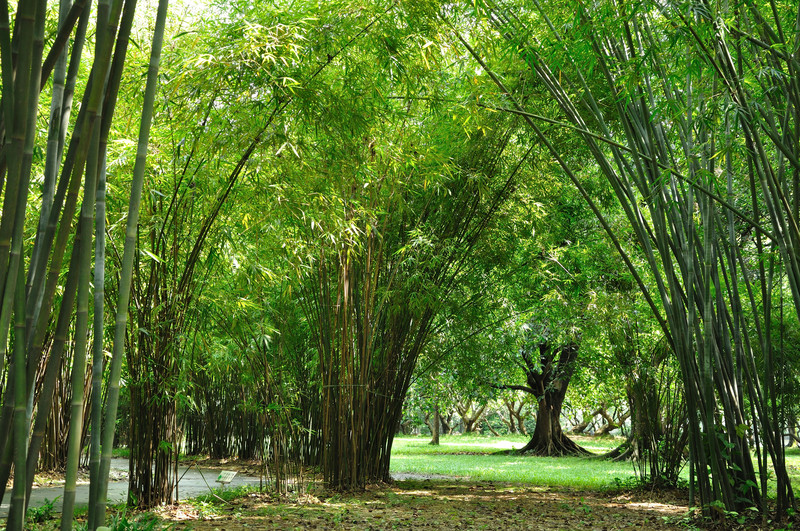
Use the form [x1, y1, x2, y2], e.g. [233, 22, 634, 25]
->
[496, 325, 589, 456]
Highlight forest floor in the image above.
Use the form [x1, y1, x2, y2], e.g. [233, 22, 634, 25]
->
[24, 453, 698, 530]
[136, 438, 696, 529]
[147, 478, 694, 530]
[28, 435, 800, 529]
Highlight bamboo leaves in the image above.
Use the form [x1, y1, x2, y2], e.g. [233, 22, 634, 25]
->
[267, 10, 533, 488]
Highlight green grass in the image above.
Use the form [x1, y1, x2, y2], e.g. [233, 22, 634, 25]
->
[392, 434, 532, 454]
[390, 435, 800, 498]
[389, 435, 638, 490]
[112, 447, 131, 459]
[391, 434, 621, 454]
[780, 446, 800, 491]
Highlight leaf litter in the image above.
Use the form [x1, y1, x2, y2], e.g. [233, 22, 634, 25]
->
[156, 479, 692, 530]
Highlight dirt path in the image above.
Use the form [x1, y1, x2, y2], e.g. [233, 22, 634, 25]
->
[155, 479, 692, 530]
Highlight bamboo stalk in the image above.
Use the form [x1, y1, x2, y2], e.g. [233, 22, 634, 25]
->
[88, 103, 108, 531]
[25, 1, 90, 337]
[92, 0, 169, 521]
[27, 0, 72, 309]
[62, 102, 103, 527]
[7, 268, 28, 530]
[1, 0, 47, 519]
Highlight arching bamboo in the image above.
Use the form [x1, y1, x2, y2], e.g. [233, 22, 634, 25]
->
[458, 0, 798, 518]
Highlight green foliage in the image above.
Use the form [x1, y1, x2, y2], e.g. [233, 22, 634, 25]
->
[109, 510, 164, 531]
[26, 497, 59, 524]
[4, 0, 800, 528]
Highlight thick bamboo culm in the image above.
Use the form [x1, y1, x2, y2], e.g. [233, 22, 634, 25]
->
[299, 118, 522, 490]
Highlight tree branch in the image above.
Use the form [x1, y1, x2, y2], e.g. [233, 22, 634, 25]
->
[491, 383, 535, 395]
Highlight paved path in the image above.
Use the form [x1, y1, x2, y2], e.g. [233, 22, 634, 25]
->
[0, 459, 264, 517]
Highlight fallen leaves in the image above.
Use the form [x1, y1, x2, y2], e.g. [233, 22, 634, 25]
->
[156, 480, 690, 530]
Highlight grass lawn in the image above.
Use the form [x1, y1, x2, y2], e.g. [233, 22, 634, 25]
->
[390, 434, 639, 490]
[392, 434, 800, 498]
[777, 446, 800, 495]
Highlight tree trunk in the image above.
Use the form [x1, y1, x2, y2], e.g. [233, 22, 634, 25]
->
[606, 385, 645, 463]
[429, 405, 440, 445]
[500, 410, 516, 434]
[519, 389, 588, 456]
[456, 401, 487, 434]
[398, 420, 412, 435]
[595, 407, 629, 437]
[571, 408, 600, 435]
[516, 340, 589, 456]
[502, 399, 528, 435]
[787, 418, 799, 449]
[441, 413, 453, 435]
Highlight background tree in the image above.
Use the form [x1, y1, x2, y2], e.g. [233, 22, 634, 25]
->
[497, 322, 588, 455]
[481, 142, 633, 455]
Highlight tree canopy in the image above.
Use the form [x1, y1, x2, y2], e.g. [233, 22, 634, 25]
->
[1, 0, 799, 527]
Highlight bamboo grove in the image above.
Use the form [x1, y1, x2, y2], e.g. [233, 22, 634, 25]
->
[1, 0, 800, 527]
[458, 0, 800, 517]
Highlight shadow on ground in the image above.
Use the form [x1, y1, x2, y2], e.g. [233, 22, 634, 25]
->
[157, 479, 692, 530]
